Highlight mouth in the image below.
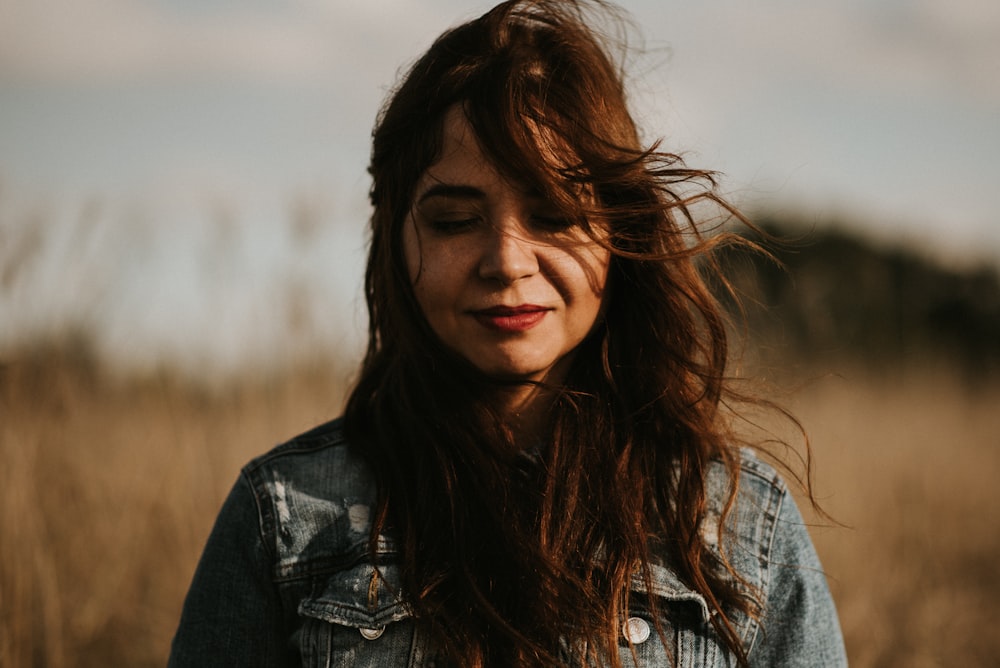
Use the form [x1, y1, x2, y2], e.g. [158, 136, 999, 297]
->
[471, 304, 551, 332]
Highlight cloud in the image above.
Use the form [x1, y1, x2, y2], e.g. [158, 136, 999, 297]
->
[4, 0, 996, 103]
[0, 0, 474, 85]
[677, 0, 1000, 105]
[0, 0, 299, 82]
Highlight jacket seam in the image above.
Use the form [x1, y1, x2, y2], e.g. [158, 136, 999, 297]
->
[742, 477, 785, 658]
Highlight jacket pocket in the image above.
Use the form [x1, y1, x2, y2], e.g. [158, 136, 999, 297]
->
[621, 565, 742, 667]
[619, 598, 733, 667]
[297, 562, 418, 668]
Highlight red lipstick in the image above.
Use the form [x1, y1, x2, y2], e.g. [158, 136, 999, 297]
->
[472, 304, 550, 332]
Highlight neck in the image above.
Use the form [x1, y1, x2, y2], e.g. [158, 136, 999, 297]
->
[495, 382, 555, 450]
[494, 354, 578, 449]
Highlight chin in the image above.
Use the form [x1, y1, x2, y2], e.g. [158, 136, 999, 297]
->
[478, 368, 544, 382]
[464, 356, 536, 377]
[465, 348, 572, 383]
[479, 363, 556, 383]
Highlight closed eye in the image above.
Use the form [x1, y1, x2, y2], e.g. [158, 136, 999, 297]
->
[427, 216, 480, 234]
[530, 214, 575, 233]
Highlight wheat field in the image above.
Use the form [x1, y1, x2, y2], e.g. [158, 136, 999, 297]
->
[1, 350, 998, 666]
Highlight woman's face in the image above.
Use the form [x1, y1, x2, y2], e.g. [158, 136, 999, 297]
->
[402, 107, 611, 383]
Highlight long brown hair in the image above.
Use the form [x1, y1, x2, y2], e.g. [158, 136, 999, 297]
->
[345, 1, 767, 665]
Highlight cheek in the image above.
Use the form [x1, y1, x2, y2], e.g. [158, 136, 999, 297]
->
[410, 274, 439, 317]
[590, 249, 612, 294]
[550, 245, 611, 302]
[401, 219, 445, 333]
[401, 225, 456, 325]
[401, 218, 423, 284]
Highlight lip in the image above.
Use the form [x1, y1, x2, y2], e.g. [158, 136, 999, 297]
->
[470, 304, 551, 332]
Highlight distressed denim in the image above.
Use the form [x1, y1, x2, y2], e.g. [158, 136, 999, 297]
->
[169, 418, 847, 667]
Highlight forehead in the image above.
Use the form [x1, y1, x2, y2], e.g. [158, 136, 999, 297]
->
[416, 105, 578, 201]
[422, 107, 497, 183]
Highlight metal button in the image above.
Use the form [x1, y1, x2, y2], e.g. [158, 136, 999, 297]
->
[622, 616, 650, 644]
[359, 627, 385, 640]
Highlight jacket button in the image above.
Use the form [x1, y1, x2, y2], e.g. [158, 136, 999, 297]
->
[359, 627, 385, 640]
[622, 617, 650, 644]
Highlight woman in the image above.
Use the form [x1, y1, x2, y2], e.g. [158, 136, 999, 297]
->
[170, 1, 847, 666]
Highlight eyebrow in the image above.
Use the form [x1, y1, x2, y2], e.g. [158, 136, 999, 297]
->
[416, 184, 487, 204]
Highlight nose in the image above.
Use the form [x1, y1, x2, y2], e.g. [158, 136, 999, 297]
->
[477, 226, 539, 285]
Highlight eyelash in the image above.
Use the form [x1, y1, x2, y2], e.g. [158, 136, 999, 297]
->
[531, 215, 574, 232]
[424, 214, 577, 235]
[428, 217, 479, 234]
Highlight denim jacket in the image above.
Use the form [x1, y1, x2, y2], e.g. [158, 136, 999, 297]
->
[169, 418, 847, 667]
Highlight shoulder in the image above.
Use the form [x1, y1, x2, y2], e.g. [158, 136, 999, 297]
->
[703, 449, 801, 610]
[246, 415, 349, 467]
[712, 456, 847, 663]
[704, 449, 846, 660]
[239, 417, 382, 580]
[703, 448, 789, 546]
[243, 417, 374, 499]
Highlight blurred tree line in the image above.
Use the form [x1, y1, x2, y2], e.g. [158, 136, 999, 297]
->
[717, 217, 1000, 382]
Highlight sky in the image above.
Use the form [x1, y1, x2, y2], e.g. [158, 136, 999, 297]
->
[1, 0, 999, 378]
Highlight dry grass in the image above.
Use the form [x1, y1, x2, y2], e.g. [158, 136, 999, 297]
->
[1, 351, 998, 666]
[0, 351, 349, 667]
[783, 363, 1000, 666]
